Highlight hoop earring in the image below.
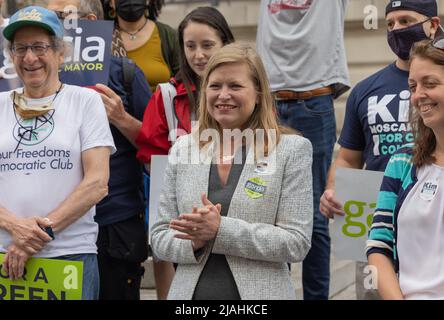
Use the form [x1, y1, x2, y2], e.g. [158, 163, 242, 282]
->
[108, 8, 116, 19]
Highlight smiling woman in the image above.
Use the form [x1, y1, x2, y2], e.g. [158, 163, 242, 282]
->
[205, 62, 257, 131]
[367, 35, 444, 300]
[150, 43, 314, 300]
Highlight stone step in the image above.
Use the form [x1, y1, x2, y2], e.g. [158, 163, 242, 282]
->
[140, 255, 355, 300]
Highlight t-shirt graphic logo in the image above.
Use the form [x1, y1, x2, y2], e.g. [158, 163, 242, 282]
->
[268, 0, 313, 14]
[367, 90, 413, 156]
[13, 115, 55, 146]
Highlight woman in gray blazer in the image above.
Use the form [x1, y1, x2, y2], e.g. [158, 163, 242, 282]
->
[150, 42, 314, 300]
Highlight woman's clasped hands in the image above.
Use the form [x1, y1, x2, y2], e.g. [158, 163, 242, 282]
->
[170, 193, 221, 250]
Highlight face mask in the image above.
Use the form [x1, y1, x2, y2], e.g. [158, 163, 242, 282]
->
[387, 20, 430, 60]
[12, 91, 54, 120]
[116, 0, 146, 22]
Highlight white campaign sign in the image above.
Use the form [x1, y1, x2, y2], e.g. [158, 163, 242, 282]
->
[330, 168, 384, 262]
[148, 155, 169, 244]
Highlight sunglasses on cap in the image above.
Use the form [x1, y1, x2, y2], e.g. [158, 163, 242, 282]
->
[53, 10, 89, 19]
[432, 25, 444, 50]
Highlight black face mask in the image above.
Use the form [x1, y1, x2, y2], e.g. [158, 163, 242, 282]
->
[387, 20, 430, 60]
[116, 0, 147, 22]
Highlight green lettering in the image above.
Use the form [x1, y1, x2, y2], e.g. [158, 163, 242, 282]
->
[367, 203, 376, 229]
[342, 200, 367, 238]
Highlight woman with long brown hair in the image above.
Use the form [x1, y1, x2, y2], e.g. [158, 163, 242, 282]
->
[367, 31, 444, 299]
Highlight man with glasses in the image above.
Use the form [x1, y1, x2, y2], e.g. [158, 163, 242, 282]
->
[46, 0, 152, 300]
[0, 6, 115, 300]
[320, 0, 440, 299]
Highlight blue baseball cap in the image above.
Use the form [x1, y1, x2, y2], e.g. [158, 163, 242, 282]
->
[3, 6, 64, 41]
[386, 0, 438, 18]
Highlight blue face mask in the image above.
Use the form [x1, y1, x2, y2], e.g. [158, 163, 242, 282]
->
[387, 19, 430, 60]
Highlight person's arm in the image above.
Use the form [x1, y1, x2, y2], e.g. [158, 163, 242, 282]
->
[135, 87, 172, 164]
[321, 81, 365, 218]
[150, 136, 207, 264]
[95, 83, 141, 148]
[368, 253, 403, 300]
[1, 147, 110, 279]
[0, 209, 52, 254]
[46, 146, 111, 233]
[366, 149, 412, 300]
[320, 147, 364, 218]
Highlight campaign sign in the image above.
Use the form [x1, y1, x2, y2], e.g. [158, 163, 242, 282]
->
[148, 155, 169, 244]
[0, 19, 113, 91]
[330, 168, 384, 262]
[0, 253, 83, 300]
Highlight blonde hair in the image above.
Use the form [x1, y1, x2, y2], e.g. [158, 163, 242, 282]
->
[196, 42, 294, 156]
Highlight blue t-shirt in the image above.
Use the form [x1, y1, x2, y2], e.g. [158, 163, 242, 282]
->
[95, 56, 151, 226]
[338, 63, 413, 171]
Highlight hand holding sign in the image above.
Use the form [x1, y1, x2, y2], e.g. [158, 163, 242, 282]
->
[2, 244, 30, 280]
[320, 188, 345, 218]
[0, 254, 83, 300]
[330, 168, 384, 262]
[95, 83, 127, 126]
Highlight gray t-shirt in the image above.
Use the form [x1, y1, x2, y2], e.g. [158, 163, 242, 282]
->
[256, 0, 350, 98]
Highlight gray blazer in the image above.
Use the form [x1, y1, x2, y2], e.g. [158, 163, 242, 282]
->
[151, 134, 313, 300]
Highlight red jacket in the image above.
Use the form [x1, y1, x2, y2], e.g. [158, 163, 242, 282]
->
[136, 77, 195, 163]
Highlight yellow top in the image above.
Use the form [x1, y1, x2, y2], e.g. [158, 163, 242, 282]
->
[128, 24, 171, 92]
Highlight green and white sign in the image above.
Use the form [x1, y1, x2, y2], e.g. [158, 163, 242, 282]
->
[0, 254, 83, 300]
[330, 168, 384, 262]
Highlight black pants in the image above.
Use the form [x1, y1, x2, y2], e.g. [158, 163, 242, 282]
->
[97, 214, 148, 300]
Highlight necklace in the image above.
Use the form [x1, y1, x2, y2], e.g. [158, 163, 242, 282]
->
[12, 83, 63, 152]
[119, 19, 148, 40]
[13, 82, 64, 120]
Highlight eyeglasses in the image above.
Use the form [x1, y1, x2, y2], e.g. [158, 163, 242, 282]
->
[54, 10, 88, 19]
[11, 43, 54, 57]
[432, 25, 444, 50]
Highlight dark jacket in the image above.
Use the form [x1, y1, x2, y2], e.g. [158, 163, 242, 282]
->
[156, 21, 180, 77]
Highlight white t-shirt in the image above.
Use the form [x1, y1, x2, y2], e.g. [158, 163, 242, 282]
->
[0, 84, 116, 257]
[397, 163, 444, 299]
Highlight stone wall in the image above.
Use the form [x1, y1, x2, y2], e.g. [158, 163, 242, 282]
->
[10, 0, 444, 136]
